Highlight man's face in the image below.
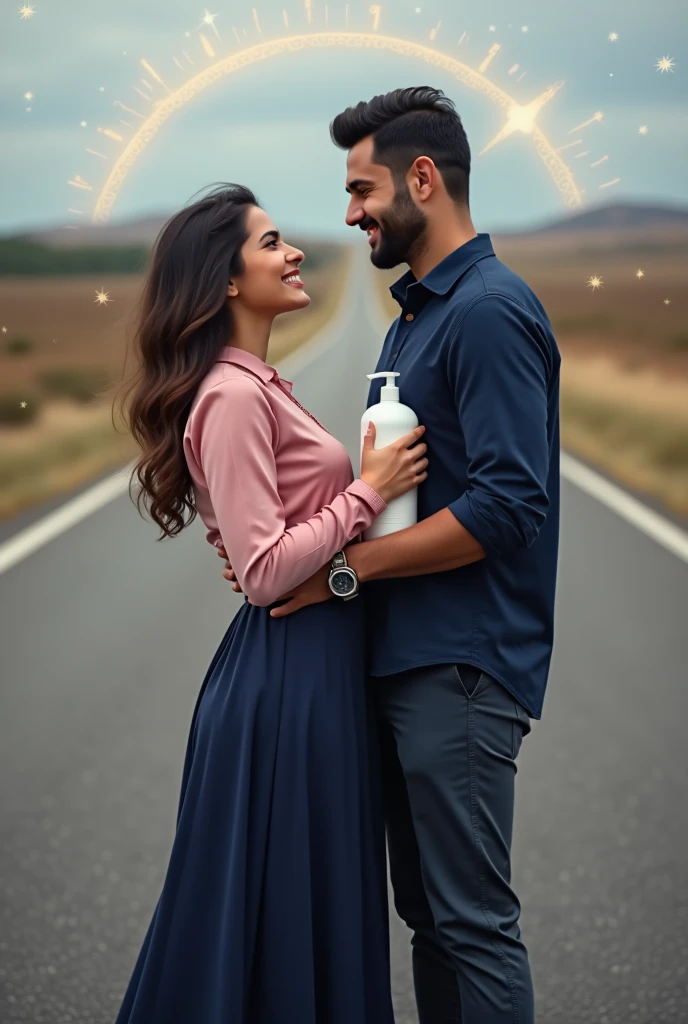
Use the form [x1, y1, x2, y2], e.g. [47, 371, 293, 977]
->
[344, 136, 427, 270]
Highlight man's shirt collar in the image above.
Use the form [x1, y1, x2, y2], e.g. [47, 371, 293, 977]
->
[390, 232, 495, 310]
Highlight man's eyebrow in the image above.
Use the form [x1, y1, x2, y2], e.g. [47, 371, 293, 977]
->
[345, 178, 373, 195]
[259, 229, 279, 243]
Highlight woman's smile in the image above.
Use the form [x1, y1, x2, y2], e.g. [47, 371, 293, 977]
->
[282, 268, 304, 288]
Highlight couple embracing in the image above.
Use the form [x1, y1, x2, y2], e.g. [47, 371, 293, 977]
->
[115, 86, 560, 1024]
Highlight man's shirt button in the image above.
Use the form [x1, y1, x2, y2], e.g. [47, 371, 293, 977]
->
[405, 313, 414, 322]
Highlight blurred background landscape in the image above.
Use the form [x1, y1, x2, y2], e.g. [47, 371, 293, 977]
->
[2, 198, 686, 521]
[1, 0, 686, 528]
[0, 230, 348, 519]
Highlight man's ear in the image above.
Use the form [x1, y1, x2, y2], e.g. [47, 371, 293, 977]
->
[227, 280, 239, 298]
[410, 156, 438, 202]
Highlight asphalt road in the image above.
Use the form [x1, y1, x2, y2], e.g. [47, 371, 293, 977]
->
[1, 247, 687, 1024]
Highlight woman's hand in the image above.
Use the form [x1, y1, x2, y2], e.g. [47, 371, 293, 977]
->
[360, 422, 428, 505]
[217, 544, 243, 592]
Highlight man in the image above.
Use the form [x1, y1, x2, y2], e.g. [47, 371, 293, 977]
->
[219, 86, 560, 1024]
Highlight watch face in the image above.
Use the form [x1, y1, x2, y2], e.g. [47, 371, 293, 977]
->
[330, 569, 356, 597]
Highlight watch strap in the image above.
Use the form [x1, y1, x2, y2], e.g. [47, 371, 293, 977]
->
[331, 550, 347, 570]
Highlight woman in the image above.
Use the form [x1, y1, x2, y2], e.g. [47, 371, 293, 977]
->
[114, 183, 428, 1023]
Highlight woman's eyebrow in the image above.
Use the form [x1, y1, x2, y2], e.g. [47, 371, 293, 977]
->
[259, 229, 280, 243]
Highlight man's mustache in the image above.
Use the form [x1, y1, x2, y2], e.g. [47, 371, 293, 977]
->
[359, 215, 380, 232]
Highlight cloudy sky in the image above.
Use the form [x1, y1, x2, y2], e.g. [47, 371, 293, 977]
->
[1, 0, 686, 237]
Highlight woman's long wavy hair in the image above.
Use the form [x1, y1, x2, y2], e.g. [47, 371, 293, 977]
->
[114, 183, 258, 540]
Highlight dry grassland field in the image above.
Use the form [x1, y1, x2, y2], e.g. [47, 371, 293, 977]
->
[376, 229, 688, 519]
[0, 243, 348, 520]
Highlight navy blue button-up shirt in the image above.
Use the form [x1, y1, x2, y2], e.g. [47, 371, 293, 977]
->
[364, 233, 560, 719]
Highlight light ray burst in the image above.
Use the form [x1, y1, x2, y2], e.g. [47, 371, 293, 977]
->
[140, 60, 172, 94]
[479, 44, 501, 74]
[200, 10, 221, 40]
[68, 174, 92, 192]
[480, 82, 563, 156]
[569, 111, 603, 134]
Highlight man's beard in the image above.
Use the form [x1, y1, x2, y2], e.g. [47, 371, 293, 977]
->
[365, 182, 427, 270]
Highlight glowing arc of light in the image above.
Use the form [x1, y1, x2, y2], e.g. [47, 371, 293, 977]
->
[91, 32, 583, 223]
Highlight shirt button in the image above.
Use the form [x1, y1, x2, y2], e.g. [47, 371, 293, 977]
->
[405, 313, 414, 322]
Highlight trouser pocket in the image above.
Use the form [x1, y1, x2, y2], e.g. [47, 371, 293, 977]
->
[453, 663, 485, 698]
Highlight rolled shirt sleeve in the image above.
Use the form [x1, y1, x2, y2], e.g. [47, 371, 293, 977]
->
[188, 376, 386, 606]
[447, 294, 552, 558]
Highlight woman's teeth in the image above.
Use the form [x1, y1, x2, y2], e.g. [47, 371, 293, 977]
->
[282, 271, 301, 285]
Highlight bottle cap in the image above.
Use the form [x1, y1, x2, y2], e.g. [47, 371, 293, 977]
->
[367, 371, 400, 402]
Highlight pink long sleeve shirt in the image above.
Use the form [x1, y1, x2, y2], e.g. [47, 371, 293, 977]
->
[183, 346, 387, 607]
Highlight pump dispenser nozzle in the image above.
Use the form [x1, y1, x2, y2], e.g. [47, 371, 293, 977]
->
[367, 371, 400, 402]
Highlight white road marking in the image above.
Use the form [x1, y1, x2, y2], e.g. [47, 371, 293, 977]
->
[2, 450, 685, 578]
[0, 465, 134, 577]
[561, 452, 688, 565]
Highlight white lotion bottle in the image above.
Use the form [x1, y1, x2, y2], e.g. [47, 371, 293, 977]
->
[360, 372, 419, 540]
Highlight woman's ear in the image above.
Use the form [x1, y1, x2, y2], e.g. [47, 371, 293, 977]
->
[227, 280, 239, 299]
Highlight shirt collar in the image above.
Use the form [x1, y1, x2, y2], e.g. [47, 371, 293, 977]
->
[390, 232, 495, 309]
[216, 345, 293, 391]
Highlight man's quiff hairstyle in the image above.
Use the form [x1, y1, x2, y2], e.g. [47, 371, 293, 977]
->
[330, 86, 471, 206]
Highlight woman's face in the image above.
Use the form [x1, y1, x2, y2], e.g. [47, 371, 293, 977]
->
[228, 205, 311, 316]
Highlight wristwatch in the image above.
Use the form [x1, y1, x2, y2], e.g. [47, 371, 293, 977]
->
[328, 550, 360, 601]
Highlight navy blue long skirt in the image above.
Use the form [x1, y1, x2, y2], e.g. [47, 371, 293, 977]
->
[115, 597, 395, 1024]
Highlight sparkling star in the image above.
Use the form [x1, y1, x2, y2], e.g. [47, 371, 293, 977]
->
[1, 326, 7, 333]
[638, 125, 649, 135]
[80, 121, 87, 127]
[18, 5, 36, 19]
[200, 8, 219, 28]
[480, 82, 562, 155]
[663, 298, 671, 305]
[608, 32, 618, 42]
[521, 25, 529, 33]
[94, 288, 112, 306]
[24, 91, 33, 101]
[636, 269, 645, 279]
[415, 7, 421, 12]
[656, 56, 675, 73]
[587, 276, 604, 291]
[20, 401, 28, 409]
[489, 25, 496, 32]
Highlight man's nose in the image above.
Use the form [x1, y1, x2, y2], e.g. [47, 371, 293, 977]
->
[345, 200, 365, 227]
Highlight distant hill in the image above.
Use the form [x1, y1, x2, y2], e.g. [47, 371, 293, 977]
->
[17, 214, 172, 250]
[497, 201, 688, 238]
[9, 200, 688, 250]
[0, 219, 344, 276]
